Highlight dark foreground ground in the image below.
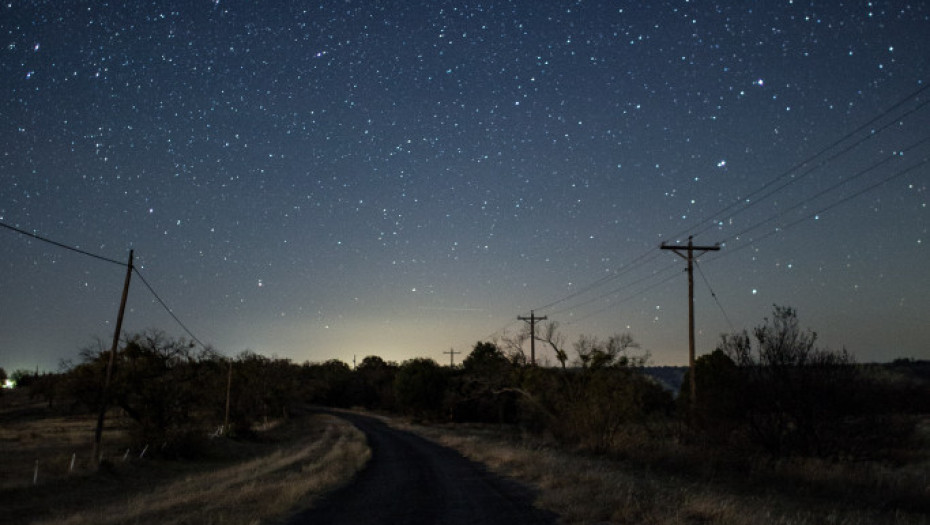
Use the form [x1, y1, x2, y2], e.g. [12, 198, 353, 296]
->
[287, 412, 558, 525]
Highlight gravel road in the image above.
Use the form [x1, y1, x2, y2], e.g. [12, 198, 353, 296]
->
[287, 412, 558, 525]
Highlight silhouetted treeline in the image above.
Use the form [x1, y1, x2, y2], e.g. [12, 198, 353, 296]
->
[27, 306, 930, 461]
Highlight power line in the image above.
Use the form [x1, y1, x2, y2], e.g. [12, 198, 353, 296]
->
[525, 83, 930, 324]
[666, 82, 930, 244]
[533, 249, 661, 312]
[0, 220, 125, 266]
[549, 258, 675, 316]
[1, 218, 208, 348]
[723, 133, 930, 246]
[564, 268, 683, 325]
[481, 318, 522, 343]
[708, 155, 929, 262]
[688, 97, 930, 242]
[695, 260, 735, 332]
[132, 267, 207, 348]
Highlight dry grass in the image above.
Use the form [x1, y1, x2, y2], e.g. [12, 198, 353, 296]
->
[0, 392, 370, 525]
[31, 416, 369, 525]
[401, 421, 930, 525]
[0, 397, 133, 488]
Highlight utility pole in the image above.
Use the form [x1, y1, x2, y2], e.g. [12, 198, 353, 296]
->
[443, 348, 460, 367]
[93, 249, 133, 464]
[224, 359, 232, 435]
[660, 236, 719, 405]
[517, 310, 547, 365]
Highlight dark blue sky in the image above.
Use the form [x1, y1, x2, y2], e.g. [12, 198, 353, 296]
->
[2, 1, 928, 371]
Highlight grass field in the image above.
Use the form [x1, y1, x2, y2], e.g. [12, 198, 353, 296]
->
[0, 390, 370, 525]
[401, 419, 930, 525]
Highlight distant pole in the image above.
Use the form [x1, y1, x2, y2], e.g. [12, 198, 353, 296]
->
[661, 236, 719, 404]
[93, 249, 133, 464]
[443, 348, 460, 367]
[224, 359, 232, 434]
[518, 310, 548, 365]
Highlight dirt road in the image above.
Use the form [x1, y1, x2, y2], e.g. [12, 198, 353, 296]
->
[287, 412, 557, 525]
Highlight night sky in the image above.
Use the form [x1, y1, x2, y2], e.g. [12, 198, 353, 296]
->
[2, 1, 928, 373]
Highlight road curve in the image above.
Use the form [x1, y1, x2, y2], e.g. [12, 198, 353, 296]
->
[287, 412, 557, 525]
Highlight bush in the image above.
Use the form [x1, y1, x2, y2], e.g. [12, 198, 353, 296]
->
[691, 306, 918, 459]
[515, 333, 673, 451]
[394, 358, 449, 419]
[449, 342, 519, 423]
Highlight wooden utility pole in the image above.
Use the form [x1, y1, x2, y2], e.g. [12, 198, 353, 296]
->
[660, 236, 719, 404]
[93, 249, 133, 464]
[443, 348, 460, 367]
[224, 359, 232, 435]
[517, 310, 547, 365]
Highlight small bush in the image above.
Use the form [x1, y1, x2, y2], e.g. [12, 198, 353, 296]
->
[689, 306, 919, 459]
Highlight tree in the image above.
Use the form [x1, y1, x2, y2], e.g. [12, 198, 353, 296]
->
[499, 327, 531, 366]
[351, 355, 398, 410]
[61, 331, 225, 455]
[453, 342, 518, 422]
[514, 331, 671, 450]
[10, 368, 37, 388]
[462, 342, 509, 376]
[573, 332, 643, 370]
[702, 305, 913, 459]
[110, 331, 206, 452]
[681, 349, 745, 440]
[227, 351, 302, 433]
[394, 358, 448, 418]
[538, 322, 569, 369]
[301, 359, 353, 407]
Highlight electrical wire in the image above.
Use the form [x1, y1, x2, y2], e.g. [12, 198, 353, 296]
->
[723, 133, 930, 246]
[132, 266, 207, 349]
[523, 83, 930, 324]
[0, 220, 125, 266]
[695, 260, 735, 332]
[665, 82, 930, 244]
[533, 249, 661, 312]
[0, 218, 209, 349]
[564, 268, 684, 326]
[549, 259, 676, 316]
[707, 155, 929, 262]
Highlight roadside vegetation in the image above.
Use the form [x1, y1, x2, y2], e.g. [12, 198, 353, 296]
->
[2, 304, 928, 523]
[0, 395, 367, 525]
[404, 417, 930, 524]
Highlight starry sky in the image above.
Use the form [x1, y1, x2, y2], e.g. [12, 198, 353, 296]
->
[2, 1, 928, 373]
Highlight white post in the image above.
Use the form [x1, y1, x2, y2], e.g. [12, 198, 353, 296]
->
[69, 453, 76, 473]
[33, 459, 39, 485]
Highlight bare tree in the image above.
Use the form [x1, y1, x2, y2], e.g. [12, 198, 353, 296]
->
[538, 321, 568, 369]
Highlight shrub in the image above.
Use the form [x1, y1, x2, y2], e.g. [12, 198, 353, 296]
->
[394, 358, 449, 419]
[691, 306, 918, 459]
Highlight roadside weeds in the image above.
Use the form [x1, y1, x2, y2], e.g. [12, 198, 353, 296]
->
[401, 421, 930, 525]
[3, 413, 369, 525]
